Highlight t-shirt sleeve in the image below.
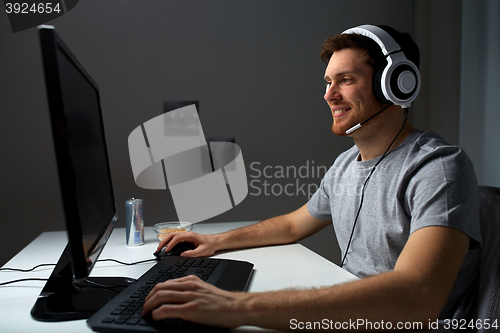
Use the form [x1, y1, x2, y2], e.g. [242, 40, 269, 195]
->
[307, 167, 334, 221]
[405, 145, 482, 249]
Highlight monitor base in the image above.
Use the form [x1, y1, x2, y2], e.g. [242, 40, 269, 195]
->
[31, 244, 136, 322]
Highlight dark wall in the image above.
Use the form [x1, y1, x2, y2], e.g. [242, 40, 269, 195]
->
[0, 0, 418, 266]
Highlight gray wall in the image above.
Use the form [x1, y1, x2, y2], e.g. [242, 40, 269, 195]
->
[0, 0, 464, 268]
[459, 0, 500, 188]
[413, 0, 462, 145]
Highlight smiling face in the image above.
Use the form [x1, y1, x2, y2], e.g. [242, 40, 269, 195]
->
[324, 47, 387, 136]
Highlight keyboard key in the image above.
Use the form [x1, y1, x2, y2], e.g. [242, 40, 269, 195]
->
[126, 318, 141, 325]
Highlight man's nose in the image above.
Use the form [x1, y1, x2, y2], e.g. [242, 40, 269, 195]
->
[324, 84, 341, 102]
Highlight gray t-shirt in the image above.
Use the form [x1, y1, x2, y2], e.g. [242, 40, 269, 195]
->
[307, 129, 481, 319]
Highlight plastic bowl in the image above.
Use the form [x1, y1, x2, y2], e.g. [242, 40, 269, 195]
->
[153, 222, 193, 241]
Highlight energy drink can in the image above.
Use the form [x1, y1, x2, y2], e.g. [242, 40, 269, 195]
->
[125, 198, 144, 246]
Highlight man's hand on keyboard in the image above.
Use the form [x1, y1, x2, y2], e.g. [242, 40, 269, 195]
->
[156, 231, 218, 258]
[142, 275, 247, 328]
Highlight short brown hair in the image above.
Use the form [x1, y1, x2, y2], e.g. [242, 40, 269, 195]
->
[320, 25, 420, 71]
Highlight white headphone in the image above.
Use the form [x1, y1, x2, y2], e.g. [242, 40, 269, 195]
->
[341, 24, 421, 108]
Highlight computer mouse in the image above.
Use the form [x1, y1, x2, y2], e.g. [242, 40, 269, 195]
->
[153, 242, 196, 258]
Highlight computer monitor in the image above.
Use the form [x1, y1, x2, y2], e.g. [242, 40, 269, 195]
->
[31, 26, 133, 322]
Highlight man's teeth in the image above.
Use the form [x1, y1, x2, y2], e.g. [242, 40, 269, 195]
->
[334, 108, 351, 114]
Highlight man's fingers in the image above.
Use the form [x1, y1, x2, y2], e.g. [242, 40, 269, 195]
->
[156, 232, 217, 258]
[151, 303, 181, 321]
[156, 233, 176, 251]
[143, 276, 204, 316]
[157, 233, 189, 252]
[145, 276, 202, 302]
[143, 290, 194, 317]
[180, 245, 206, 257]
[141, 275, 242, 328]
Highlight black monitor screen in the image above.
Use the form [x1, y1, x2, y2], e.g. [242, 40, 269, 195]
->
[39, 25, 117, 280]
[57, 43, 115, 267]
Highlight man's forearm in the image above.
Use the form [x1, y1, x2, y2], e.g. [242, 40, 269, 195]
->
[237, 270, 443, 331]
[212, 214, 298, 252]
[234, 226, 469, 331]
[210, 204, 331, 253]
[154, 205, 324, 257]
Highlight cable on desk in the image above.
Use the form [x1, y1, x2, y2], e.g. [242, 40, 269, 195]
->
[0, 258, 156, 273]
[97, 258, 157, 266]
[0, 258, 156, 286]
[0, 263, 56, 272]
[0, 278, 48, 286]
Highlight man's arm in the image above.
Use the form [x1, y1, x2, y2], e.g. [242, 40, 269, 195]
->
[144, 225, 470, 330]
[156, 203, 331, 257]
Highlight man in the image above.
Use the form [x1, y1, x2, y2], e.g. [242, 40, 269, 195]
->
[142, 25, 481, 330]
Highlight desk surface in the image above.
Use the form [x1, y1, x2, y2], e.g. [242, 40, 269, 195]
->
[0, 221, 358, 333]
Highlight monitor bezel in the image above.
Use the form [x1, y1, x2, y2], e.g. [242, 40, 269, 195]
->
[39, 25, 118, 280]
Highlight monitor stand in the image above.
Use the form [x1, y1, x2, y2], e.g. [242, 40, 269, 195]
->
[31, 244, 136, 322]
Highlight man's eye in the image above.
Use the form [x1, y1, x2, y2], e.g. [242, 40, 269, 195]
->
[341, 78, 351, 84]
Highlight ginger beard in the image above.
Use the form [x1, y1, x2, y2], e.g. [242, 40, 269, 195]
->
[328, 95, 385, 137]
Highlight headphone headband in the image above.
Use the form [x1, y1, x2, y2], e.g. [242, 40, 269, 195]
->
[342, 25, 400, 56]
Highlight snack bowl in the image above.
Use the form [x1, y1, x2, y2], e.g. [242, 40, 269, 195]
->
[153, 222, 193, 241]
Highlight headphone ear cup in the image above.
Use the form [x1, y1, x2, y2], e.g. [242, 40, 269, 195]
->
[372, 67, 391, 104]
[387, 63, 419, 102]
[381, 53, 420, 107]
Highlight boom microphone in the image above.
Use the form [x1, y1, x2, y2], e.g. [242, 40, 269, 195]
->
[345, 104, 392, 134]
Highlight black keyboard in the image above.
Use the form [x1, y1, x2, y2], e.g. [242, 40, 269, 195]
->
[87, 256, 253, 332]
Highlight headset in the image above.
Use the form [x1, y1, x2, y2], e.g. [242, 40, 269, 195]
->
[337, 25, 418, 267]
[341, 24, 421, 109]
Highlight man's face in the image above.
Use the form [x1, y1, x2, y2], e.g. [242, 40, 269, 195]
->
[323, 48, 386, 136]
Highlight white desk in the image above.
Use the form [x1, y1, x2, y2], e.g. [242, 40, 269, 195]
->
[0, 222, 358, 332]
